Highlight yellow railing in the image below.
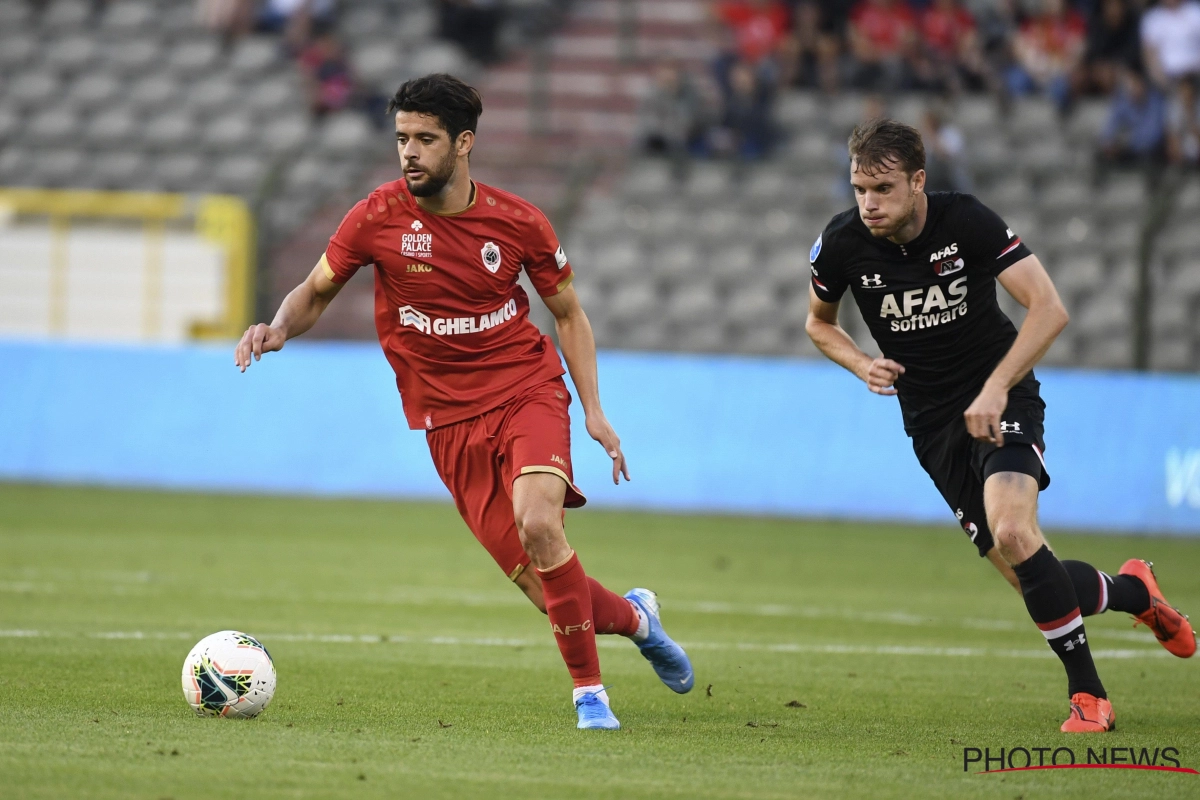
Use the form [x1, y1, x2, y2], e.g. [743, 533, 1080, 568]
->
[0, 187, 254, 339]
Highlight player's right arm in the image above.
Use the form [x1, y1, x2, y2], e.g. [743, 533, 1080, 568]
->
[804, 227, 905, 396]
[234, 255, 344, 372]
[805, 288, 905, 396]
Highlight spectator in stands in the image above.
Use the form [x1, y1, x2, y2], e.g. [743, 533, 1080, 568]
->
[715, 0, 792, 67]
[1009, 0, 1087, 112]
[715, 60, 776, 159]
[438, 0, 505, 65]
[1140, 0, 1200, 89]
[913, 0, 988, 93]
[1082, 0, 1142, 95]
[258, 0, 336, 52]
[1166, 75, 1200, 164]
[922, 105, 973, 191]
[846, 0, 919, 91]
[196, 0, 255, 49]
[1096, 64, 1167, 175]
[638, 62, 712, 175]
[298, 30, 354, 117]
[973, 0, 1022, 101]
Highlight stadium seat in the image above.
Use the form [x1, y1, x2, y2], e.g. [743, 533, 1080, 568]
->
[129, 76, 179, 112]
[607, 281, 660, 326]
[143, 111, 194, 152]
[168, 39, 222, 74]
[43, 34, 98, 72]
[86, 107, 138, 149]
[7, 71, 62, 109]
[1008, 98, 1057, 142]
[708, 245, 757, 284]
[213, 155, 268, 196]
[29, 149, 85, 187]
[316, 112, 375, 155]
[666, 282, 719, 324]
[775, 92, 820, 128]
[726, 283, 780, 323]
[1051, 257, 1105, 303]
[408, 42, 468, 80]
[261, 115, 313, 154]
[1097, 175, 1146, 216]
[203, 114, 256, 152]
[624, 160, 673, 200]
[352, 41, 407, 91]
[738, 324, 789, 355]
[340, 6, 391, 39]
[94, 151, 150, 189]
[0, 106, 19, 144]
[682, 163, 733, 205]
[26, 109, 76, 147]
[0, 145, 32, 184]
[0, 34, 37, 72]
[40, 0, 92, 30]
[1074, 290, 1131, 339]
[153, 153, 204, 191]
[591, 241, 644, 282]
[620, 319, 670, 350]
[100, 1, 154, 33]
[653, 241, 705, 284]
[102, 38, 161, 75]
[246, 75, 299, 115]
[1079, 334, 1133, 369]
[229, 37, 282, 76]
[66, 73, 122, 110]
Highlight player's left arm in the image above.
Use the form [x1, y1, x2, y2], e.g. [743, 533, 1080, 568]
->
[542, 285, 630, 485]
[964, 255, 1069, 445]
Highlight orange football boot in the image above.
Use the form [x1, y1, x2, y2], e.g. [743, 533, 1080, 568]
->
[1060, 693, 1115, 733]
[1119, 559, 1196, 658]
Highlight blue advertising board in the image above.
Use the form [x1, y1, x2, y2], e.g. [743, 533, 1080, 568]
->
[1, 339, 1198, 534]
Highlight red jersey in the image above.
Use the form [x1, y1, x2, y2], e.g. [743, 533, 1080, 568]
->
[716, 0, 790, 62]
[323, 179, 574, 431]
[920, 6, 974, 56]
[851, 0, 917, 56]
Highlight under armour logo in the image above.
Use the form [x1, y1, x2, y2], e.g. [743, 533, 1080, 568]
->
[410, 220, 423, 231]
[1063, 632, 1086, 651]
[999, 421, 1022, 434]
[861, 274, 884, 287]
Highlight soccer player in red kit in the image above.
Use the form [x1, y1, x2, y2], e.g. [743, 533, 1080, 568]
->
[233, 74, 694, 729]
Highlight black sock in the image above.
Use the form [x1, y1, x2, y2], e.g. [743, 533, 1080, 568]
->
[1013, 546, 1106, 699]
[1062, 559, 1151, 616]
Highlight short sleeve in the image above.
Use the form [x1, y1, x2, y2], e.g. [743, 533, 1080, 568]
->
[809, 229, 848, 302]
[522, 210, 575, 297]
[323, 198, 375, 283]
[960, 196, 1032, 276]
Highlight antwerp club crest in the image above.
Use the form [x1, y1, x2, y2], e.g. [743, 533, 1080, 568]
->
[481, 242, 501, 273]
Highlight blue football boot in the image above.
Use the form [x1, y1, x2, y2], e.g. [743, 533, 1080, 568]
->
[624, 588, 694, 694]
[575, 691, 620, 730]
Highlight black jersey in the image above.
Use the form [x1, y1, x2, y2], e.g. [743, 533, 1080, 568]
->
[809, 192, 1036, 436]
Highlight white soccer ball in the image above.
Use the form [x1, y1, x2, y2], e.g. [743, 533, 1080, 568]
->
[181, 631, 276, 718]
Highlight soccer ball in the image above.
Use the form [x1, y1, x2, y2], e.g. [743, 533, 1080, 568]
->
[181, 630, 276, 718]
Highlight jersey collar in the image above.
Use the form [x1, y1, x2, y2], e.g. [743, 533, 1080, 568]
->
[414, 181, 478, 217]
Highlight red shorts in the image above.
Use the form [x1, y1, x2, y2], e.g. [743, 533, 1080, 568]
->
[426, 377, 586, 581]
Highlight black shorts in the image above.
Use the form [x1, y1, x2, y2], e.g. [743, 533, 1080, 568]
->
[911, 396, 1050, 557]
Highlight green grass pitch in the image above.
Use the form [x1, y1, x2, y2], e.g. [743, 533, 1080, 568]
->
[1, 483, 1198, 799]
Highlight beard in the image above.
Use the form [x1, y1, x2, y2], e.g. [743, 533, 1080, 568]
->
[863, 196, 917, 239]
[405, 149, 457, 197]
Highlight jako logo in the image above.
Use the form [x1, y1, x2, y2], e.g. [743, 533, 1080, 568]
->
[553, 620, 592, 635]
[1166, 448, 1200, 509]
[879, 277, 968, 332]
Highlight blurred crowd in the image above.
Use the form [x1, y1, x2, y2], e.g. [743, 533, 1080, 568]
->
[639, 0, 1200, 171]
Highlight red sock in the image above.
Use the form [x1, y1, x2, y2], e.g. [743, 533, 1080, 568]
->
[588, 577, 639, 637]
[537, 551, 601, 687]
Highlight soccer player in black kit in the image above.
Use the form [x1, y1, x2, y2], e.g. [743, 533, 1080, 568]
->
[805, 119, 1194, 732]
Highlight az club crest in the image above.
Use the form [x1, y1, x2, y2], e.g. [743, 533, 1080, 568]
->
[481, 242, 501, 273]
[935, 257, 965, 277]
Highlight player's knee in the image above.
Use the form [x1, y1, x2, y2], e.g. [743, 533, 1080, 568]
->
[991, 517, 1038, 560]
[514, 505, 560, 550]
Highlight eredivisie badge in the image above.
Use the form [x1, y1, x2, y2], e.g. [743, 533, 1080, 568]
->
[481, 241, 501, 273]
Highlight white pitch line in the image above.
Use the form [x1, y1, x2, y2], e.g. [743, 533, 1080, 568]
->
[0, 629, 1170, 660]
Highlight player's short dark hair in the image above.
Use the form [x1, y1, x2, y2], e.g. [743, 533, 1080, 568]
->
[387, 74, 483, 141]
[848, 118, 926, 177]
